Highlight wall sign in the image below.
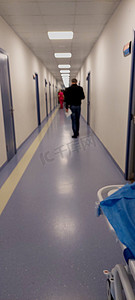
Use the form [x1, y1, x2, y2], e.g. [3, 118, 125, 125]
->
[123, 41, 132, 57]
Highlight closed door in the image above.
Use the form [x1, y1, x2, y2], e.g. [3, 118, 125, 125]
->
[125, 32, 135, 180]
[0, 49, 16, 161]
[49, 82, 52, 112]
[86, 72, 90, 125]
[53, 84, 55, 108]
[45, 79, 48, 117]
[126, 93, 135, 180]
[34, 73, 41, 126]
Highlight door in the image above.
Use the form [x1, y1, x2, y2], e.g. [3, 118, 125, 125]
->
[0, 49, 16, 161]
[34, 73, 41, 126]
[45, 79, 48, 117]
[49, 82, 52, 113]
[86, 72, 90, 125]
[125, 32, 135, 180]
[56, 85, 58, 107]
[53, 84, 55, 109]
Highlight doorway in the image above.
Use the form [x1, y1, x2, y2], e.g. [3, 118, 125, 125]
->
[34, 73, 41, 126]
[86, 72, 90, 125]
[56, 85, 58, 107]
[125, 32, 135, 180]
[45, 79, 48, 117]
[49, 82, 52, 113]
[0, 48, 16, 161]
[53, 84, 55, 109]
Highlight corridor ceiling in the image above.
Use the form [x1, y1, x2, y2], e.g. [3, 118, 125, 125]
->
[0, 0, 121, 85]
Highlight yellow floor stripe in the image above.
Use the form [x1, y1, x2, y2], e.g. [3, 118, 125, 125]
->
[0, 108, 58, 215]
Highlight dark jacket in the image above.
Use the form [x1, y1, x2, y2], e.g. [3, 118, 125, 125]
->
[65, 84, 85, 109]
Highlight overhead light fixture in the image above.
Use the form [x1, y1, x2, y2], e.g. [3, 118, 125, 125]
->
[54, 53, 72, 58]
[62, 77, 70, 81]
[60, 70, 70, 73]
[62, 77, 70, 88]
[48, 31, 73, 40]
[61, 77, 70, 80]
[61, 73, 70, 77]
[58, 65, 71, 69]
[60, 73, 70, 77]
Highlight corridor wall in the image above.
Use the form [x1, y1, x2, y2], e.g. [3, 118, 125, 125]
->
[0, 16, 57, 168]
[77, 0, 135, 173]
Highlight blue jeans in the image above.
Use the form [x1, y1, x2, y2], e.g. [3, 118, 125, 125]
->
[70, 105, 81, 136]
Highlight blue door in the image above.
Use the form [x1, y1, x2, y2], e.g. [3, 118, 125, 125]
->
[86, 72, 90, 125]
[0, 49, 16, 161]
[49, 82, 52, 112]
[34, 73, 41, 126]
[45, 79, 48, 117]
[125, 32, 135, 180]
[53, 84, 55, 109]
[56, 86, 58, 106]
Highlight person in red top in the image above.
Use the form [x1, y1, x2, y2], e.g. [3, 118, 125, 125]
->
[58, 89, 64, 109]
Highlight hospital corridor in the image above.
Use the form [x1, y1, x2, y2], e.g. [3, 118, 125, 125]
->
[0, 0, 135, 299]
[0, 109, 126, 300]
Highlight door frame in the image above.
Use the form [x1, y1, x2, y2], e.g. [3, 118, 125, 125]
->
[49, 82, 52, 112]
[125, 31, 135, 180]
[34, 73, 41, 126]
[56, 85, 58, 107]
[86, 72, 90, 125]
[45, 79, 48, 117]
[53, 84, 55, 109]
[0, 48, 16, 161]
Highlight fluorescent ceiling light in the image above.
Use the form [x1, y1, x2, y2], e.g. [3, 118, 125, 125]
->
[62, 78, 69, 82]
[61, 74, 70, 77]
[63, 78, 69, 81]
[60, 70, 70, 73]
[48, 31, 73, 40]
[58, 64, 70, 69]
[54, 53, 72, 58]
[62, 78, 69, 88]
[61, 73, 70, 76]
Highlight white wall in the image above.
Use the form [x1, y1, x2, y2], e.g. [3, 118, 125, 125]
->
[0, 16, 57, 167]
[77, 0, 135, 173]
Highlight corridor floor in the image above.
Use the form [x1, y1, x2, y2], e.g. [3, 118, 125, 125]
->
[0, 108, 126, 300]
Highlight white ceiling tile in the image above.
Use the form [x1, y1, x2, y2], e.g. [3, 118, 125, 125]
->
[0, 2, 40, 15]
[3, 15, 44, 25]
[43, 15, 74, 26]
[73, 32, 95, 41]
[0, 0, 36, 2]
[75, 14, 110, 25]
[19, 32, 47, 41]
[12, 24, 47, 33]
[38, 2, 75, 15]
[74, 24, 101, 33]
[36, 0, 74, 2]
[76, 1, 119, 15]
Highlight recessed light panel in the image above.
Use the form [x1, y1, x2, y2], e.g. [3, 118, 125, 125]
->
[54, 53, 72, 58]
[60, 70, 70, 73]
[58, 65, 71, 69]
[62, 77, 70, 88]
[61, 74, 70, 77]
[48, 31, 73, 40]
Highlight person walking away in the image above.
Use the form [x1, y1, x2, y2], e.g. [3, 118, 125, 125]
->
[65, 78, 85, 138]
[58, 89, 64, 109]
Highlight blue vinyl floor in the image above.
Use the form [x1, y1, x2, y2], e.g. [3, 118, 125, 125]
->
[0, 108, 126, 300]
